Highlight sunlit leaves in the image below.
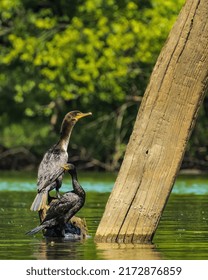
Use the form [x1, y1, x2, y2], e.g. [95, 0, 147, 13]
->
[0, 0, 184, 106]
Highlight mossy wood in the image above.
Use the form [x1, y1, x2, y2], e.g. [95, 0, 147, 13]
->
[95, 0, 208, 243]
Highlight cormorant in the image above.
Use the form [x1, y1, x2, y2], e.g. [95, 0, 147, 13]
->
[26, 164, 86, 236]
[30, 111, 91, 211]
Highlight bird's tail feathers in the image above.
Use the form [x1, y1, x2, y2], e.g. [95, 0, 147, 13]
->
[30, 192, 48, 211]
[26, 224, 45, 235]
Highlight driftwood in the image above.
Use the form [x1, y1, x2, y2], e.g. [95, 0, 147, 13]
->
[43, 216, 88, 239]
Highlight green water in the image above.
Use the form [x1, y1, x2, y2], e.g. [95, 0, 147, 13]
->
[0, 171, 208, 260]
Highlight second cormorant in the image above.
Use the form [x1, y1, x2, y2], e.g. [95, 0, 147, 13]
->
[26, 164, 85, 236]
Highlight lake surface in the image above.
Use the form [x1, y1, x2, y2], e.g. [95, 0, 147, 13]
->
[0, 171, 208, 260]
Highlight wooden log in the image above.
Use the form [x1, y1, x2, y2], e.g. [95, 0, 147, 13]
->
[43, 216, 88, 239]
[95, 0, 208, 243]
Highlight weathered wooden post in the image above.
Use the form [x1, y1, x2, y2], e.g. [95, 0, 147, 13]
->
[95, 0, 208, 243]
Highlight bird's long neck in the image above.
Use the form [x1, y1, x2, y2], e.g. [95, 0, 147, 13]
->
[71, 170, 85, 198]
[57, 120, 75, 151]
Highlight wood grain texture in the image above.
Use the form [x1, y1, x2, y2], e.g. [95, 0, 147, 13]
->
[95, 0, 208, 243]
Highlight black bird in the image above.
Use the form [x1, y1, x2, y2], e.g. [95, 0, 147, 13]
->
[26, 164, 86, 236]
[30, 111, 91, 211]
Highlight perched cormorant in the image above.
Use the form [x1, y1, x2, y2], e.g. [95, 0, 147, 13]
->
[30, 111, 91, 211]
[26, 164, 86, 236]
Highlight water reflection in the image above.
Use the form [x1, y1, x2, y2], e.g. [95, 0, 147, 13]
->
[30, 238, 163, 260]
[96, 242, 163, 260]
[32, 238, 87, 260]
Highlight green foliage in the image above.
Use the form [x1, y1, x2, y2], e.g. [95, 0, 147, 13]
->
[2, 0, 205, 171]
[1, 0, 184, 104]
[1, 121, 50, 149]
[184, 102, 208, 170]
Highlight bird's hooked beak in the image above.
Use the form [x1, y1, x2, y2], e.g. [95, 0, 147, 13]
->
[74, 112, 92, 120]
[62, 163, 75, 171]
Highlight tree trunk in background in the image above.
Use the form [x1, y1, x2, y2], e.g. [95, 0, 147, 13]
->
[95, 0, 208, 244]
